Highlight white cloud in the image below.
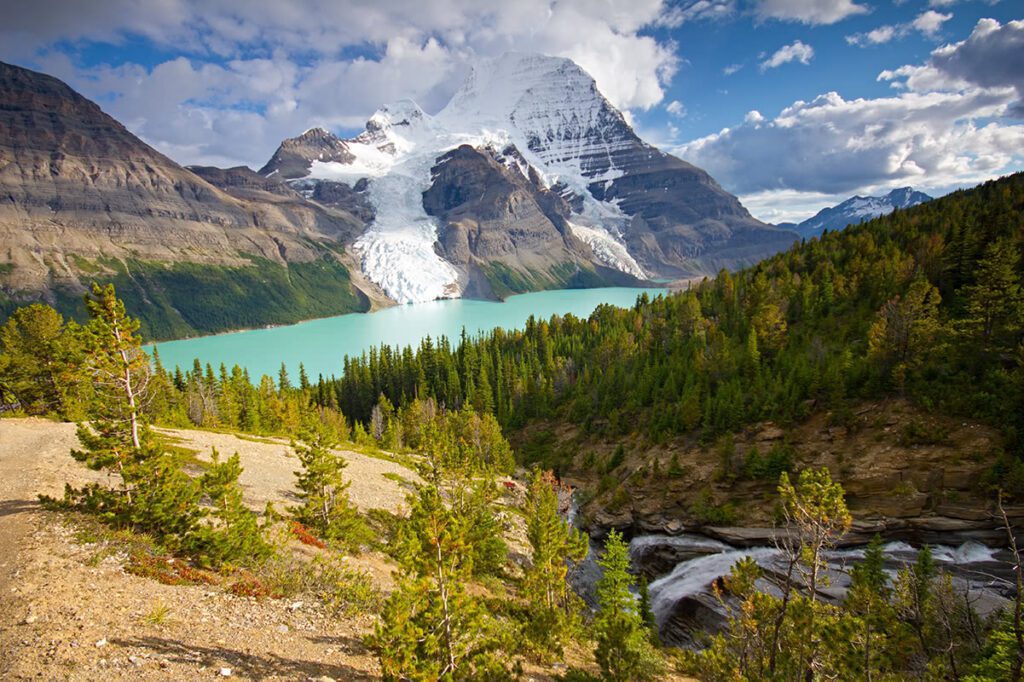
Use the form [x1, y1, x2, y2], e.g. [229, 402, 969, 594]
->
[1, 0, 682, 168]
[754, 0, 869, 25]
[880, 18, 1024, 113]
[760, 40, 815, 70]
[843, 9, 954, 47]
[723, 63, 744, 75]
[658, 0, 737, 26]
[912, 10, 953, 36]
[666, 100, 687, 117]
[676, 89, 1023, 197]
[846, 9, 951, 46]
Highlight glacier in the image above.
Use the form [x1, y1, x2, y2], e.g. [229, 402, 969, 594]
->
[302, 53, 651, 303]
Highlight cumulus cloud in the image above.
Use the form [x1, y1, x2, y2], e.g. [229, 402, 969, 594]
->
[753, 0, 869, 26]
[723, 63, 744, 75]
[0, 0, 681, 168]
[676, 89, 1023, 196]
[880, 18, 1024, 113]
[846, 10, 952, 47]
[760, 40, 815, 70]
[673, 15, 1024, 217]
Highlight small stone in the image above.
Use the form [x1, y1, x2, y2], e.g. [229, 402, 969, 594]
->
[22, 615, 37, 625]
[288, 601, 303, 611]
[276, 624, 289, 634]
[220, 667, 232, 677]
[95, 638, 107, 648]
[129, 655, 142, 666]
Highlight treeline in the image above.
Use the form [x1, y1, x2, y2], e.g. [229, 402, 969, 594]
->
[318, 173, 1023, 462]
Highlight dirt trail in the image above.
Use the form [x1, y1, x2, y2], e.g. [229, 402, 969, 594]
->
[0, 418, 406, 681]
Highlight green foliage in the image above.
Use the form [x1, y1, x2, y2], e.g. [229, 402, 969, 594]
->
[521, 469, 588, 657]
[290, 420, 370, 551]
[369, 485, 510, 680]
[593, 531, 664, 681]
[742, 442, 794, 480]
[605, 444, 626, 473]
[0, 303, 85, 416]
[39, 254, 368, 341]
[688, 489, 737, 526]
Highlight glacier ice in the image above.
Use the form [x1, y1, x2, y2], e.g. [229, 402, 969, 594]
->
[301, 52, 652, 303]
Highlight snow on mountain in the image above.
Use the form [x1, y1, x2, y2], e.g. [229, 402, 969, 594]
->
[298, 53, 647, 303]
[794, 187, 933, 238]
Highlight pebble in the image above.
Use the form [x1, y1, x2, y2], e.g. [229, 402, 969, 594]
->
[22, 614, 37, 625]
[276, 624, 289, 634]
[95, 638, 107, 648]
[220, 667, 232, 677]
[288, 601, 303, 611]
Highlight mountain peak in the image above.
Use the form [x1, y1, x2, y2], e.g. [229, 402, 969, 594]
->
[259, 126, 352, 178]
[794, 186, 933, 238]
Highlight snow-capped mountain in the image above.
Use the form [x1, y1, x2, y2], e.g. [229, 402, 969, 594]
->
[261, 52, 797, 303]
[792, 188, 933, 239]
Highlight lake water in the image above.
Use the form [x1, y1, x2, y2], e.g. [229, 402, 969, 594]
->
[149, 287, 669, 380]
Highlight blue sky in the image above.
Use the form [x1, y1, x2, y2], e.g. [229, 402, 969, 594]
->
[1, 0, 1022, 222]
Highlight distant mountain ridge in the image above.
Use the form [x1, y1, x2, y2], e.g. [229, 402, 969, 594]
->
[0, 60, 370, 339]
[261, 52, 798, 303]
[786, 187, 933, 239]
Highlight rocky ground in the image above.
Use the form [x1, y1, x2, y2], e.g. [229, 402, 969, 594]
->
[1, 418, 674, 681]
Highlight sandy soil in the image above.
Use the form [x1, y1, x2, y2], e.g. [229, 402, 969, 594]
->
[0, 418, 401, 681]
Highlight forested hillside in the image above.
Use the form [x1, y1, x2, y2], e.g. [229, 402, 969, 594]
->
[323, 173, 1023, 461]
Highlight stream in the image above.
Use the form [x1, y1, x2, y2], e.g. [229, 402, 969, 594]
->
[570, 528, 1016, 648]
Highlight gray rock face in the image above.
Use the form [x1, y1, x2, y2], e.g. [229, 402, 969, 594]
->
[258, 128, 354, 180]
[423, 143, 576, 265]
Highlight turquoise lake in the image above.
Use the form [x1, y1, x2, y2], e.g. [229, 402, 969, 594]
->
[149, 287, 670, 380]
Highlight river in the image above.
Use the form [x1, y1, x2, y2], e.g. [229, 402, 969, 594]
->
[147, 287, 668, 380]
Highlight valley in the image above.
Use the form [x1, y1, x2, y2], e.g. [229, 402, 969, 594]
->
[0, 12, 1022, 677]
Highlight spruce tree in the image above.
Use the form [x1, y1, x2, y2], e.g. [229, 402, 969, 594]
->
[593, 530, 663, 681]
[72, 284, 153, 504]
[522, 469, 587, 655]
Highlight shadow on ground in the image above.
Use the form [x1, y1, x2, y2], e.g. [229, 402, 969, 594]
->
[0, 499, 38, 519]
[112, 636, 377, 680]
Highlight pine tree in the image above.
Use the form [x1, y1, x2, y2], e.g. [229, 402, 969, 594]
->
[522, 469, 587, 655]
[291, 420, 368, 550]
[192, 450, 272, 565]
[961, 238, 1023, 351]
[370, 485, 505, 680]
[637, 575, 661, 646]
[72, 284, 153, 504]
[593, 530, 663, 681]
[0, 303, 83, 416]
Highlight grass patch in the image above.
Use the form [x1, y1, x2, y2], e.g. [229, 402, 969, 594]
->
[144, 600, 174, 627]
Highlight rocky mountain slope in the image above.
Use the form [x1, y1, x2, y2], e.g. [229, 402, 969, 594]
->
[262, 53, 797, 303]
[0, 61, 370, 339]
[784, 187, 933, 238]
